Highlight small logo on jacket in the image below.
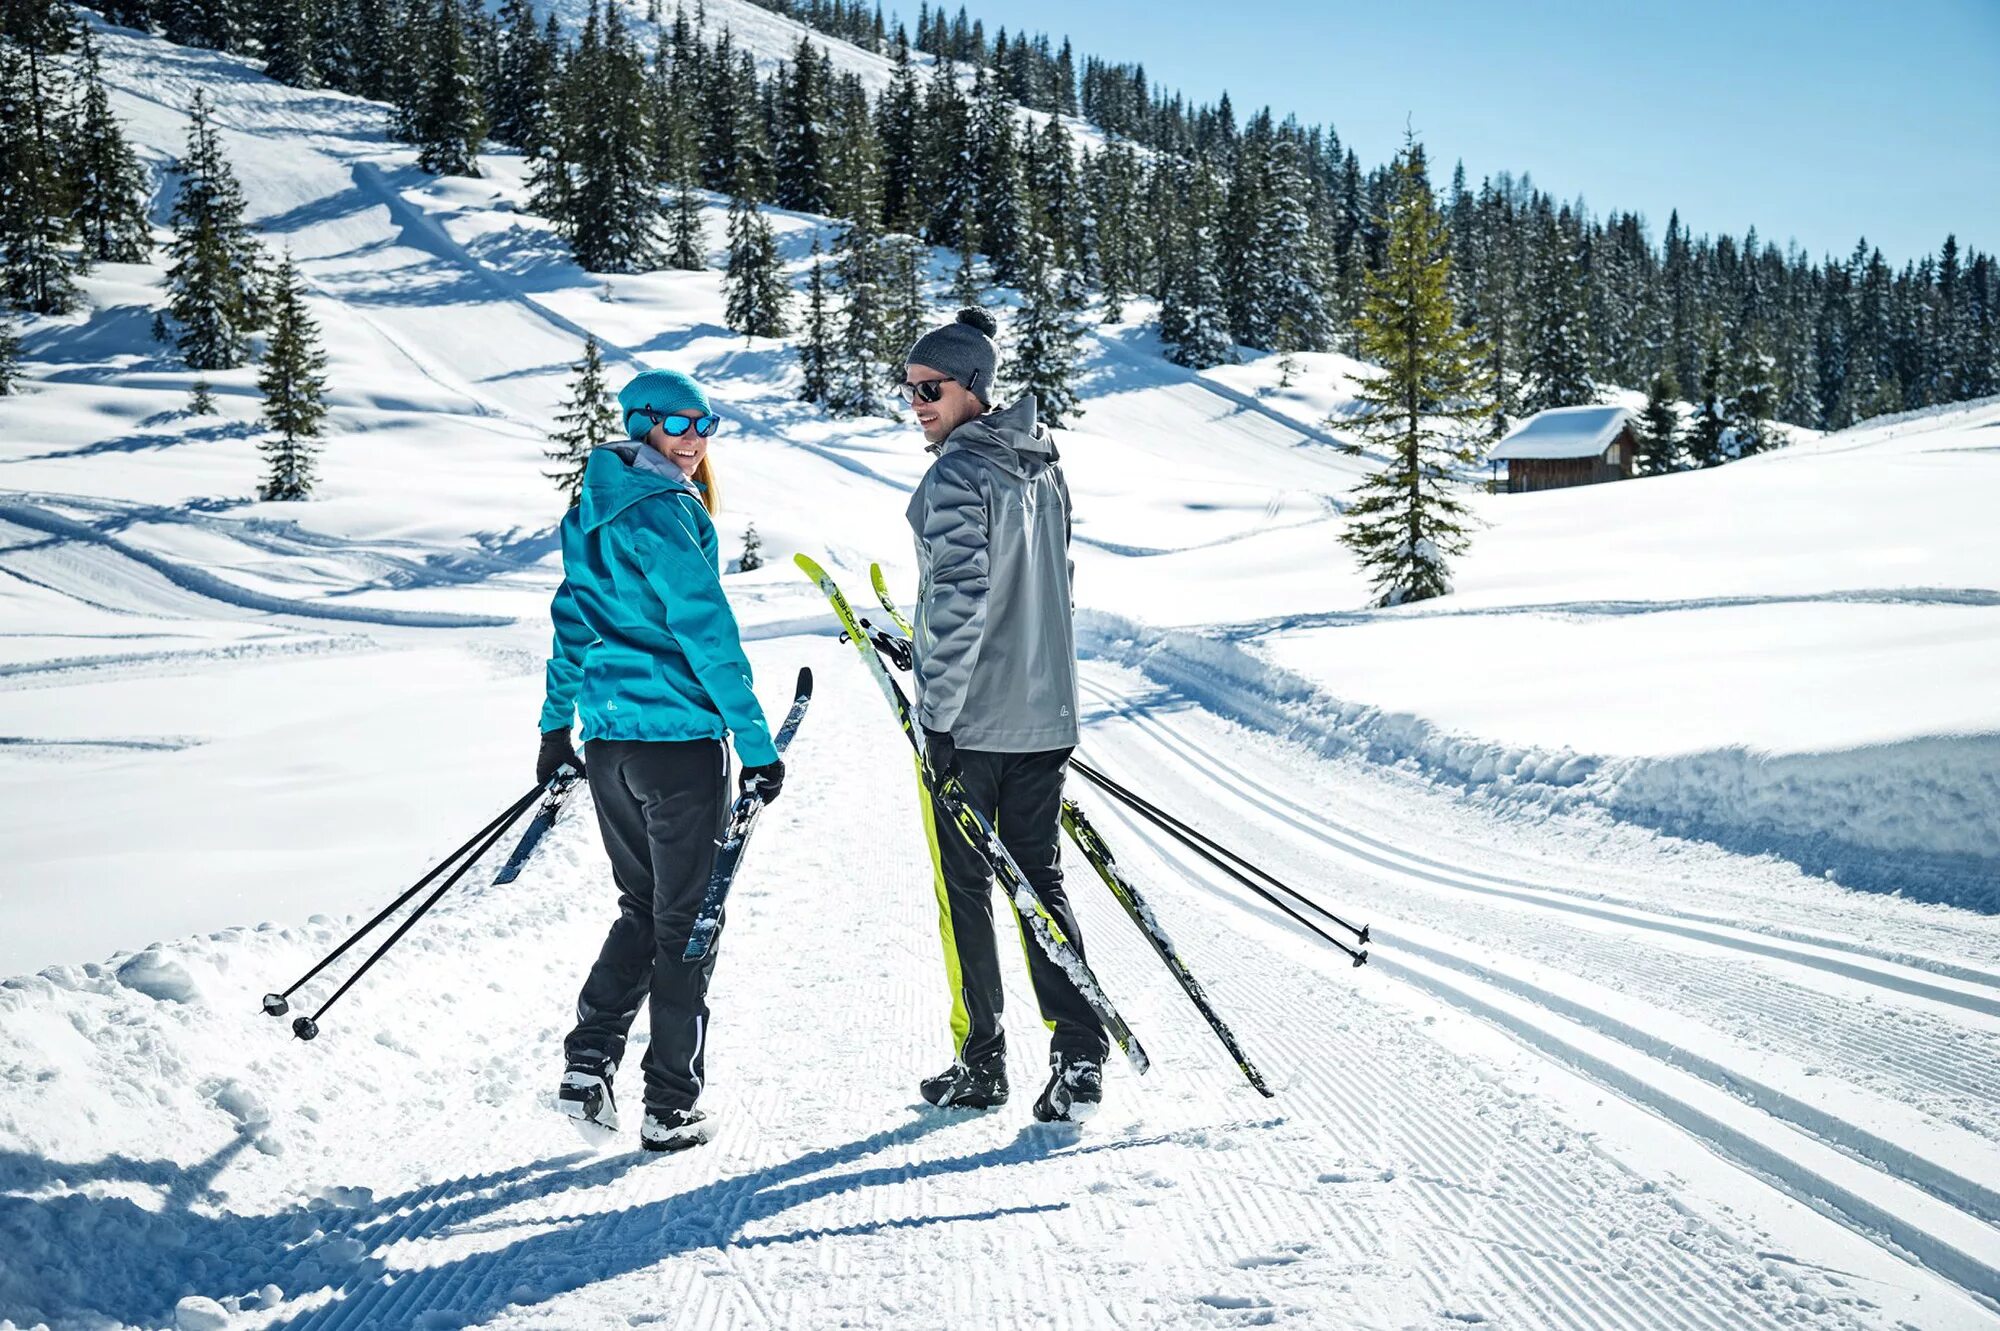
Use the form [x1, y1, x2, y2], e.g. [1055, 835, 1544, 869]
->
[1059, 705, 1069, 717]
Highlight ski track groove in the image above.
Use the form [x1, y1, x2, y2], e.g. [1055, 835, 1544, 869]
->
[1072, 672, 1997, 1319]
[1074, 675, 2000, 1004]
[1077, 672, 2000, 1135]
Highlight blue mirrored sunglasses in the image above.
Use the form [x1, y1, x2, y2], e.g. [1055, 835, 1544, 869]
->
[634, 408, 721, 438]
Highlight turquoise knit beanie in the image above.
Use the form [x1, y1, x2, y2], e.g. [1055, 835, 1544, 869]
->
[617, 369, 712, 440]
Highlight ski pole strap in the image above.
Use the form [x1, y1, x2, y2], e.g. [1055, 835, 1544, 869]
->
[292, 784, 542, 1034]
[1070, 762, 1368, 967]
[271, 782, 546, 1002]
[1070, 758, 1369, 945]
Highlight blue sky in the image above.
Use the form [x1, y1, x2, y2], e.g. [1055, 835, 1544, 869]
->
[973, 0, 1999, 265]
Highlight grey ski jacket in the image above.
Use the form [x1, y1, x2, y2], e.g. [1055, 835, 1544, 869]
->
[904, 393, 1080, 752]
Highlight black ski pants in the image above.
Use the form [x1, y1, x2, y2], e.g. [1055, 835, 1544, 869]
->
[565, 737, 729, 1113]
[931, 746, 1109, 1069]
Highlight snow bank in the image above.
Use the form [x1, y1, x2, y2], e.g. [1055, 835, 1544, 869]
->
[1078, 609, 2000, 911]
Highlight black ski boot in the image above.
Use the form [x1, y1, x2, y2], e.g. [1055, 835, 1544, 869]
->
[920, 1055, 1009, 1109]
[557, 1056, 619, 1135]
[640, 1106, 714, 1152]
[1032, 1052, 1103, 1123]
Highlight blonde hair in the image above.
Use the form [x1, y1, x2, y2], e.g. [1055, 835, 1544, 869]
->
[692, 455, 719, 515]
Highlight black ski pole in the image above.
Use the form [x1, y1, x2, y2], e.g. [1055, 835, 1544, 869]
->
[262, 783, 542, 1026]
[289, 789, 536, 1041]
[1069, 757, 1368, 944]
[1070, 760, 1369, 967]
[1061, 798, 1275, 1096]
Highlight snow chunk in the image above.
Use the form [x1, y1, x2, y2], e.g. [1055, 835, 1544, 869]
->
[175, 1295, 230, 1331]
[116, 947, 200, 1003]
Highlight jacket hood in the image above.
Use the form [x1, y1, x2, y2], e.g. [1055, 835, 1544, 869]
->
[578, 445, 698, 532]
[936, 393, 1057, 478]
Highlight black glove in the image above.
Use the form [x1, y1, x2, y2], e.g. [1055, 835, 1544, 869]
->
[922, 727, 958, 787]
[537, 729, 583, 785]
[739, 757, 786, 805]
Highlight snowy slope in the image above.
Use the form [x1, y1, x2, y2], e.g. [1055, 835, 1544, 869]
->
[3, 20, 2000, 1331]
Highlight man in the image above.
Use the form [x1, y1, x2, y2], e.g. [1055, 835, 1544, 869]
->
[899, 307, 1107, 1123]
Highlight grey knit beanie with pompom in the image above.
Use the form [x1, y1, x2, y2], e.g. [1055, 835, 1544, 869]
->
[904, 308, 1000, 405]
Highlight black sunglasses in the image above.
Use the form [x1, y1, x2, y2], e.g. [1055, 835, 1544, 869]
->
[633, 408, 721, 438]
[895, 376, 957, 405]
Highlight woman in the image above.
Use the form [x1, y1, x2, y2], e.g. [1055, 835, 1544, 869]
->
[536, 367, 784, 1152]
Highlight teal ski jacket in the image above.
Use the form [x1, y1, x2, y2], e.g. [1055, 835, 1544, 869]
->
[539, 446, 778, 766]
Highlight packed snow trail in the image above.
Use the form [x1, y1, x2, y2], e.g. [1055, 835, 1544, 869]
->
[11, 633, 1988, 1330]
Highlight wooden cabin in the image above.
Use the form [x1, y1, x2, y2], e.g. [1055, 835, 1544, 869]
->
[1490, 406, 1638, 493]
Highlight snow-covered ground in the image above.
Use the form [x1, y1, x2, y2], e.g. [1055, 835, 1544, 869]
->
[3, 17, 1998, 1331]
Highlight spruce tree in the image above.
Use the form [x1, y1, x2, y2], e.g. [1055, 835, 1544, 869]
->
[164, 92, 266, 371]
[0, 37, 81, 314]
[262, 0, 317, 88]
[829, 215, 886, 416]
[1684, 343, 1729, 468]
[774, 37, 830, 214]
[1160, 164, 1232, 369]
[100, 0, 153, 30]
[0, 312, 18, 394]
[489, 0, 552, 150]
[546, 334, 619, 505]
[1519, 204, 1595, 413]
[881, 230, 927, 371]
[875, 35, 921, 231]
[665, 175, 706, 271]
[414, 0, 485, 177]
[187, 376, 216, 413]
[71, 26, 154, 264]
[1726, 338, 1778, 458]
[1005, 229, 1084, 425]
[531, 1, 660, 272]
[1339, 141, 1491, 607]
[1635, 367, 1681, 475]
[723, 196, 789, 338]
[798, 234, 833, 404]
[257, 252, 329, 500]
[738, 520, 763, 571]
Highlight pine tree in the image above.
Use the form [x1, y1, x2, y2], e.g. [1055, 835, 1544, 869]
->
[0, 36, 81, 314]
[414, 0, 485, 176]
[948, 198, 984, 307]
[875, 35, 921, 231]
[545, 334, 619, 505]
[531, 1, 660, 272]
[257, 252, 329, 500]
[70, 27, 153, 265]
[0, 312, 18, 394]
[1339, 141, 1492, 607]
[665, 175, 706, 270]
[723, 196, 789, 338]
[738, 520, 763, 571]
[164, 92, 266, 371]
[1726, 337, 1778, 458]
[262, 0, 317, 87]
[829, 215, 887, 416]
[187, 376, 216, 413]
[1684, 343, 1729, 468]
[773, 36, 830, 214]
[1519, 203, 1595, 413]
[798, 233, 833, 404]
[1005, 229, 1084, 425]
[1634, 367, 1680, 475]
[881, 230, 927, 371]
[100, 0, 153, 30]
[1159, 164, 1232, 369]
[489, 0, 552, 150]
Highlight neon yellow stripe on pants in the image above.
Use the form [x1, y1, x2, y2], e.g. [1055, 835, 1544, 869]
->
[916, 751, 971, 1055]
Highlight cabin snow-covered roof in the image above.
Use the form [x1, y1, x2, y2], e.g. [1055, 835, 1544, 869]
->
[1490, 406, 1634, 460]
